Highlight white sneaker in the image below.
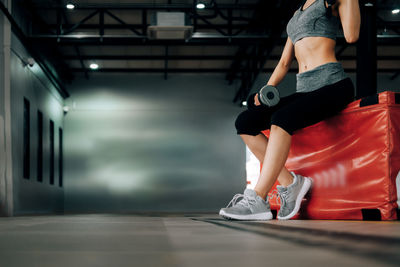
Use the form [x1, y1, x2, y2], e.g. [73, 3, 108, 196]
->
[277, 172, 312, 220]
[219, 189, 273, 221]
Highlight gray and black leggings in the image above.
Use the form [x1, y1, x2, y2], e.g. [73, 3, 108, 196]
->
[235, 77, 354, 136]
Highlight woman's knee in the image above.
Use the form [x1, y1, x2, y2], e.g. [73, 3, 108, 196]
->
[235, 111, 264, 136]
[235, 112, 251, 134]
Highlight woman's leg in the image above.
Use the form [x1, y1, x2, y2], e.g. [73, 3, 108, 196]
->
[249, 79, 354, 200]
[240, 133, 294, 190]
[220, 96, 310, 220]
[251, 125, 292, 199]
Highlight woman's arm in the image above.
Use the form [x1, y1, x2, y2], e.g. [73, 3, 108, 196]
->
[254, 37, 295, 105]
[337, 0, 361, 43]
[267, 37, 295, 86]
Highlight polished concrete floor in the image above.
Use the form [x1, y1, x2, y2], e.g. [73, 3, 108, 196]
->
[0, 214, 399, 267]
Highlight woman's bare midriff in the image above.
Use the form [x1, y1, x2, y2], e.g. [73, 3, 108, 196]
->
[295, 37, 338, 73]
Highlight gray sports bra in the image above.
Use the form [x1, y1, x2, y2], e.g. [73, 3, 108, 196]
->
[286, 0, 339, 44]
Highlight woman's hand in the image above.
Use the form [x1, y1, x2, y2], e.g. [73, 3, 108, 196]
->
[254, 94, 261, 106]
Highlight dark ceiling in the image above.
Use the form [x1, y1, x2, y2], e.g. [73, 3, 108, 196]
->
[6, 0, 400, 102]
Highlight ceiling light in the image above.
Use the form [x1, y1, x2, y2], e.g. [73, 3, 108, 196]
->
[196, 3, 206, 9]
[89, 63, 99, 70]
[392, 9, 400, 14]
[66, 3, 75, 10]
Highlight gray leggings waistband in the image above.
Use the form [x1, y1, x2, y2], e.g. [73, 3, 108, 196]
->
[296, 62, 348, 93]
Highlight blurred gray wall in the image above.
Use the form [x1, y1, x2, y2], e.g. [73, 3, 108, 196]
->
[1, 1, 65, 216]
[64, 73, 245, 213]
[0, 0, 7, 216]
[10, 35, 65, 215]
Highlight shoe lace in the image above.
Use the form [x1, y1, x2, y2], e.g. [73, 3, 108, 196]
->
[278, 190, 288, 208]
[268, 189, 280, 205]
[226, 194, 257, 209]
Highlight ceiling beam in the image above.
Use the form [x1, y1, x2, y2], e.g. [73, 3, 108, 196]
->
[69, 67, 399, 73]
[33, 2, 400, 11]
[63, 55, 241, 60]
[46, 24, 249, 33]
[62, 55, 400, 61]
[34, 3, 258, 10]
[29, 34, 399, 46]
[28, 34, 277, 45]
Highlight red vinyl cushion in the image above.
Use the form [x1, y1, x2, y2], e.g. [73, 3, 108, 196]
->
[262, 91, 400, 220]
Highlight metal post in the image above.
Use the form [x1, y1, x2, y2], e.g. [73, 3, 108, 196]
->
[356, 0, 377, 99]
[99, 9, 104, 42]
[56, 7, 62, 36]
[164, 45, 168, 80]
[0, 0, 14, 216]
[142, 9, 147, 35]
[228, 9, 232, 36]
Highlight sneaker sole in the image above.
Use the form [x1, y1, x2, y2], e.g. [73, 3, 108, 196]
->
[277, 177, 312, 220]
[219, 209, 273, 221]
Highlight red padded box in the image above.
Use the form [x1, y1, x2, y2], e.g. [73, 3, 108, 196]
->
[263, 91, 400, 220]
